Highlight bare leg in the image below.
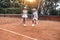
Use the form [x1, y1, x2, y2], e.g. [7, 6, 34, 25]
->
[32, 19, 35, 26]
[32, 19, 35, 24]
[23, 18, 25, 24]
[23, 18, 26, 26]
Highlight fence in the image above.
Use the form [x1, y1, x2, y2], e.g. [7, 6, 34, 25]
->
[0, 14, 60, 21]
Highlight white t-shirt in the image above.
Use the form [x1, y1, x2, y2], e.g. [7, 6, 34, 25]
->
[33, 11, 38, 18]
[22, 10, 28, 18]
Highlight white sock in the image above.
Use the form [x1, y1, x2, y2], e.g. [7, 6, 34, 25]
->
[23, 24, 26, 26]
[32, 24, 35, 27]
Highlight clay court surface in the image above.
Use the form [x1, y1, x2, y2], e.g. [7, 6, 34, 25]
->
[0, 17, 60, 40]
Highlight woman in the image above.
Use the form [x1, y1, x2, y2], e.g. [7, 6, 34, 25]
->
[22, 7, 28, 26]
[32, 8, 38, 26]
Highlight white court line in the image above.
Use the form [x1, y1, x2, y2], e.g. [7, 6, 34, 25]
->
[0, 28, 38, 40]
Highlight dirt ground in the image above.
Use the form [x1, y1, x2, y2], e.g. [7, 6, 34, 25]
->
[0, 17, 60, 40]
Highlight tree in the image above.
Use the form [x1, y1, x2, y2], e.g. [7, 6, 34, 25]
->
[0, 0, 11, 8]
[40, 0, 60, 15]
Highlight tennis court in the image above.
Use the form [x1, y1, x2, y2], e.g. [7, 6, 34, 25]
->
[0, 17, 60, 40]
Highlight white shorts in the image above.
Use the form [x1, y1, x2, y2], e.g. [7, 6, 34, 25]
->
[33, 17, 38, 20]
[22, 14, 28, 18]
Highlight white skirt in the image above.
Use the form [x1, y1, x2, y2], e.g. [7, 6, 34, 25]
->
[33, 17, 38, 20]
[22, 14, 28, 18]
[33, 14, 38, 20]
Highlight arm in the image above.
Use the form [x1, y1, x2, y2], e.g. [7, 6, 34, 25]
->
[37, 0, 40, 10]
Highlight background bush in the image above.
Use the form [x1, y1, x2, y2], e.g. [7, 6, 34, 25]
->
[0, 8, 22, 14]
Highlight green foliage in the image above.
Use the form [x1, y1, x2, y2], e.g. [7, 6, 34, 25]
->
[28, 7, 32, 14]
[0, 0, 60, 16]
[0, 0, 10, 8]
[0, 8, 22, 14]
[50, 9, 58, 15]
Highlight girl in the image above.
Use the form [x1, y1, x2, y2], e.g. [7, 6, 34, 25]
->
[22, 7, 28, 26]
[32, 8, 38, 26]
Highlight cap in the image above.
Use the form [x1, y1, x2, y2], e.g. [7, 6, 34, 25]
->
[24, 6, 27, 9]
[32, 8, 36, 11]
